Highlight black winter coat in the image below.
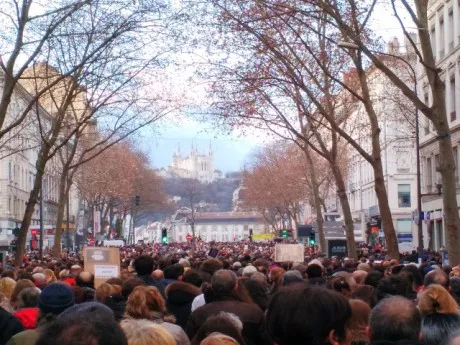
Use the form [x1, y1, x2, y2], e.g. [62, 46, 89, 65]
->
[0, 307, 24, 345]
[166, 281, 201, 329]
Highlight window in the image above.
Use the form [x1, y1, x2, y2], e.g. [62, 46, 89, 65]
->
[426, 157, 433, 191]
[439, 15, 445, 58]
[431, 26, 437, 59]
[396, 219, 412, 234]
[435, 154, 441, 184]
[451, 75, 456, 121]
[8, 162, 11, 181]
[448, 8, 454, 51]
[398, 184, 411, 208]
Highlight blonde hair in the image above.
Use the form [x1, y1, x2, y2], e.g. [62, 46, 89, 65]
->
[0, 278, 17, 300]
[95, 283, 119, 302]
[200, 333, 240, 345]
[43, 269, 57, 283]
[418, 284, 459, 315]
[125, 286, 168, 320]
[121, 319, 176, 345]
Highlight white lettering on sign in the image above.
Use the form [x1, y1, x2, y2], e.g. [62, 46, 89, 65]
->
[94, 265, 119, 279]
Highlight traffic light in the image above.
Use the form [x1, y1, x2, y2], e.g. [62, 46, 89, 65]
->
[135, 195, 140, 206]
[281, 229, 288, 238]
[161, 228, 168, 243]
[309, 229, 316, 246]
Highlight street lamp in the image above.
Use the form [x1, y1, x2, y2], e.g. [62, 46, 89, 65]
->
[338, 41, 423, 260]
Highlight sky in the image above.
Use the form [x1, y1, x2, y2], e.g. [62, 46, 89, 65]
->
[138, 116, 268, 172]
[141, 1, 411, 173]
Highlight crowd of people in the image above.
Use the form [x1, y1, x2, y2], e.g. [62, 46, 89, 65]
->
[0, 241, 459, 345]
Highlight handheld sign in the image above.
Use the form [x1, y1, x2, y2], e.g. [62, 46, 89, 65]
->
[84, 247, 120, 288]
[274, 244, 304, 263]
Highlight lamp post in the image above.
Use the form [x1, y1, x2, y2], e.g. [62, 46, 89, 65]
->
[338, 41, 423, 260]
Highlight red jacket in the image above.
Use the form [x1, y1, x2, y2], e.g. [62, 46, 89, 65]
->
[14, 308, 39, 329]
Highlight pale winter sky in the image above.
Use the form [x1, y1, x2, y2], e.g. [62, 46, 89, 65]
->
[146, 1, 412, 173]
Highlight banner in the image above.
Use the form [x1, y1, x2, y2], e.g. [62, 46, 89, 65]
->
[274, 244, 304, 262]
[253, 233, 275, 241]
[84, 247, 120, 288]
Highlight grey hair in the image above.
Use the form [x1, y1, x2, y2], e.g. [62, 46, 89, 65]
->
[217, 312, 243, 332]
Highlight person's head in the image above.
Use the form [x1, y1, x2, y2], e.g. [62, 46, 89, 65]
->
[357, 263, 371, 273]
[36, 312, 127, 345]
[244, 279, 268, 311]
[164, 264, 184, 280]
[352, 271, 368, 286]
[71, 265, 82, 276]
[134, 255, 155, 276]
[376, 275, 412, 301]
[418, 284, 458, 316]
[121, 278, 145, 300]
[350, 285, 378, 308]
[211, 270, 238, 295]
[43, 269, 57, 284]
[10, 278, 35, 308]
[125, 286, 167, 320]
[121, 319, 176, 345]
[266, 285, 352, 345]
[17, 287, 40, 309]
[183, 270, 204, 288]
[39, 283, 75, 316]
[191, 312, 246, 345]
[450, 277, 460, 305]
[76, 272, 95, 289]
[269, 267, 285, 286]
[306, 264, 323, 279]
[348, 299, 371, 345]
[369, 296, 421, 342]
[96, 283, 120, 303]
[59, 269, 71, 280]
[364, 270, 383, 288]
[422, 313, 460, 345]
[328, 276, 352, 298]
[33, 273, 47, 286]
[401, 265, 424, 290]
[152, 270, 164, 282]
[0, 277, 16, 300]
[200, 259, 224, 277]
[200, 333, 240, 345]
[425, 270, 450, 289]
[242, 265, 257, 278]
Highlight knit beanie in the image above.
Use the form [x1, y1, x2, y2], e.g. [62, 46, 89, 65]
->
[39, 283, 75, 315]
[59, 301, 114, 322]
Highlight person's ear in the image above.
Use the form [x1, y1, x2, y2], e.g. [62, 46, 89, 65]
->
[419, 331, 423, 341]
[328, 330, 340, 345]
[366, 326, 371, 341]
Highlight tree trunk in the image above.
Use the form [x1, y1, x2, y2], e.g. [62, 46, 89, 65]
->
[15, 153, 47, 265]
[53, 172, 68, 257]
[372, 160, 399, 259]
[304, 148, 326, 252]
[436, 119, 460, 265]
[331, 162, 358, 259]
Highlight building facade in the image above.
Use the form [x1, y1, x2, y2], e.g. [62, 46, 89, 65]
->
[345, 40, 418, 251]
[159, 146, 221, 183]
[419, 0, 460, 251]
[0, 72, 62, 242]
[170, 209, 267, 242]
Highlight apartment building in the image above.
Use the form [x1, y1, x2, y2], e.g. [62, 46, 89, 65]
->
[0, 73, 61, 241]
[346, 39, 418, 251]
[419, 0, 460, 251]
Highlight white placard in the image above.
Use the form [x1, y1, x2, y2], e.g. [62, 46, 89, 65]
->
[94, 265, 119, 279]
[274, 244, 304, 262]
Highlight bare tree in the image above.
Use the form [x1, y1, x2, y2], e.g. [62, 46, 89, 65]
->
[11, 0, 179, 264]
